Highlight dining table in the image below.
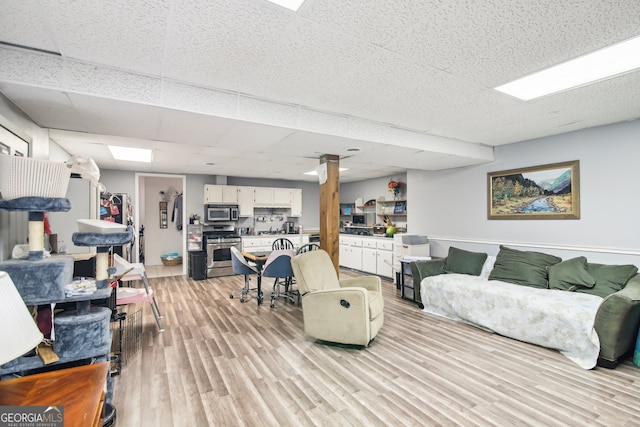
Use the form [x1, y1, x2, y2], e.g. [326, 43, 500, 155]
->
[241, 251, 270, 305]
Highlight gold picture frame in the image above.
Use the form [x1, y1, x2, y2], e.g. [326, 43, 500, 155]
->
[488, 160, 580, 220]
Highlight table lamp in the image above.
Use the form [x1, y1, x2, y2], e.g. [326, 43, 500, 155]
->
[0, 271, 44, 366]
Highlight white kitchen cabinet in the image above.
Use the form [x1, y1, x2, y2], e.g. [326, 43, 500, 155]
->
[253, 187, 273, 206]
[339, 244, 350, 267]
[241, 236, 275, 253]
[339, 236, 363, 271]
[253, 187, 293, 207]
[237, 186, 255, 217]
[205, 185, 301, 214]
[349, 245, 363, 271]
[204, 185, 238, 204]
[362, 247, 377, 274]
[340, 235, 394, 277]
[273, 188, 291, 206]
[361, 239, 377, 274]
[339, 236, 351, 268]
[376, 240, 394, 277]
[290, 188, 302, 217]
[242, 235, 310, 253]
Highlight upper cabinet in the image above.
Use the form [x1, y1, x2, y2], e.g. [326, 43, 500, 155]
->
[254, 187, 292, 207]
[237, 186, 255, 217]
[204, 185, 238, 204]
[291, 189, 302, 217]
[274, 188, 292, 206]
[206, 184, 302, 216]
[254, 187, 274, 206]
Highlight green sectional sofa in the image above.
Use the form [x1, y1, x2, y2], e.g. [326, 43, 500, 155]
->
[411, 246, 640, 368]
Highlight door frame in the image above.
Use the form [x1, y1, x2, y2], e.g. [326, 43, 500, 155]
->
[134, 173, 187, 276]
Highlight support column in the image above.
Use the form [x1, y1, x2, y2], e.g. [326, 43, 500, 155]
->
[319, 154, 340, 274]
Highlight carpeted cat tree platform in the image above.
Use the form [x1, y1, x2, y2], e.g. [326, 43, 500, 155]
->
[0, 196, 133, 419]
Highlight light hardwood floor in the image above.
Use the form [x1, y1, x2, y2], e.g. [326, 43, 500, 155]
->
[113, 271, 640, 426]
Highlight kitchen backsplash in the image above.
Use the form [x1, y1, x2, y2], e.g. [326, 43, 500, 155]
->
[237, 208, 298, 235]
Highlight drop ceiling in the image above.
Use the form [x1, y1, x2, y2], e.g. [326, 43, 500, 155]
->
[0, 0, 639, 182]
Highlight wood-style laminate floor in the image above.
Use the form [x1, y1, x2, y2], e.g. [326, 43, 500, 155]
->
[113, 271, 640, 426]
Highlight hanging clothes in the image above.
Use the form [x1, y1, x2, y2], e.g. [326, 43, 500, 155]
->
[172, 193, 183, 230]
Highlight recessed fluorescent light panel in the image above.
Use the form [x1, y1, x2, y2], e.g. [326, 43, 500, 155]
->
[265, 0, 305, 11]
[495, 35, 640, 100]
[107, 145, 152, 162]
[304, 167, 348, 175]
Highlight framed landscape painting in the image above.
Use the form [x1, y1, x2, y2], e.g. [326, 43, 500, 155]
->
[488, 160, 580, 220]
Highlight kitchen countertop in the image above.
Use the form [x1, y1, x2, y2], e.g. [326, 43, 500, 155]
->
[241, 234, 310, 238]
[340, 233, 394, 239]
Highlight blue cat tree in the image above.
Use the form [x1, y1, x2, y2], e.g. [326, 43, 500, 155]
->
[0, 196, 132, 412]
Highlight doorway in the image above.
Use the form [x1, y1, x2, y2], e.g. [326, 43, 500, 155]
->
[135, 173, 187, 277]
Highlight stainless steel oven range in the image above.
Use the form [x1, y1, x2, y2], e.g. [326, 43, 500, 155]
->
[203, 224, 241, 277]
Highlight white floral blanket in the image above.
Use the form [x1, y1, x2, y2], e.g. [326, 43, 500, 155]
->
[420, 274, 603, 369]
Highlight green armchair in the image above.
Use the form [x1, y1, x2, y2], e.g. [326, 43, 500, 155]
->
[291, 250, 384, 346]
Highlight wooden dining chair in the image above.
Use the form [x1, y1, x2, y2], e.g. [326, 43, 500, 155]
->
[297, 243, 320, 254]
[272, 238, 294, 250]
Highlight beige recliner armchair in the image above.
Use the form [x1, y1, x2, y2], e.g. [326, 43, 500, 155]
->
[290, 249, 384, 346]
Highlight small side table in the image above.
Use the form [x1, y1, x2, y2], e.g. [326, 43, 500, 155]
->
[400, 259, 426, 309]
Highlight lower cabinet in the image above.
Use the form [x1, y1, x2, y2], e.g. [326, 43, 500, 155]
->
[376, 242, 393, 277]
[242, 235, 310, 252]
[362, 247, 377, 273]
[347, 245, 363, 271]
[340, 236, 393, 277]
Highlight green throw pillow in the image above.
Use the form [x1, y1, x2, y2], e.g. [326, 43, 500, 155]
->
[488, 245, 561, 288]
[442, 247, 488, 276]
[575, 263, 638, 298]
[547, 256, 596, 291]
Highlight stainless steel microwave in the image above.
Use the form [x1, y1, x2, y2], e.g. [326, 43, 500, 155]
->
[205, 205, 239, 222]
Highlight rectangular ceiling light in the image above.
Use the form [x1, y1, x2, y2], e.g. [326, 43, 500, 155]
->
[304, 167, 348, 175]
[495, 35, 640, 100]
[265, 0, 305, 11]
[108, 145, 152, 162]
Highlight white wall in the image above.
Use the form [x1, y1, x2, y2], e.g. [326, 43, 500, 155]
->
[141, 176, 184, 265]
[340, 174, 407, 206]
[408, 120, 640, 265]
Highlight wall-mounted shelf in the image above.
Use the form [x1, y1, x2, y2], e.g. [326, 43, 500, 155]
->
[377, 199, 407, 216]
[340, 203, 355, 216]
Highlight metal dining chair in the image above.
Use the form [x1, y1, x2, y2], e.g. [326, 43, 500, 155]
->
[262, 249, 297, 308]
[272, 238, 294, 250]
[230, 246, 260, 303]
[296, 243, 320, 254]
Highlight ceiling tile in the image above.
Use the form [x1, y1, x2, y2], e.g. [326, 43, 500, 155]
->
[39, 0, 169, 74]
[0, 0, 60, 53]
[163, 0, 293, 91]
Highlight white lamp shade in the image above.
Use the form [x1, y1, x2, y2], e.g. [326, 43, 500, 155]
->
[0, 271, 44, 365]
